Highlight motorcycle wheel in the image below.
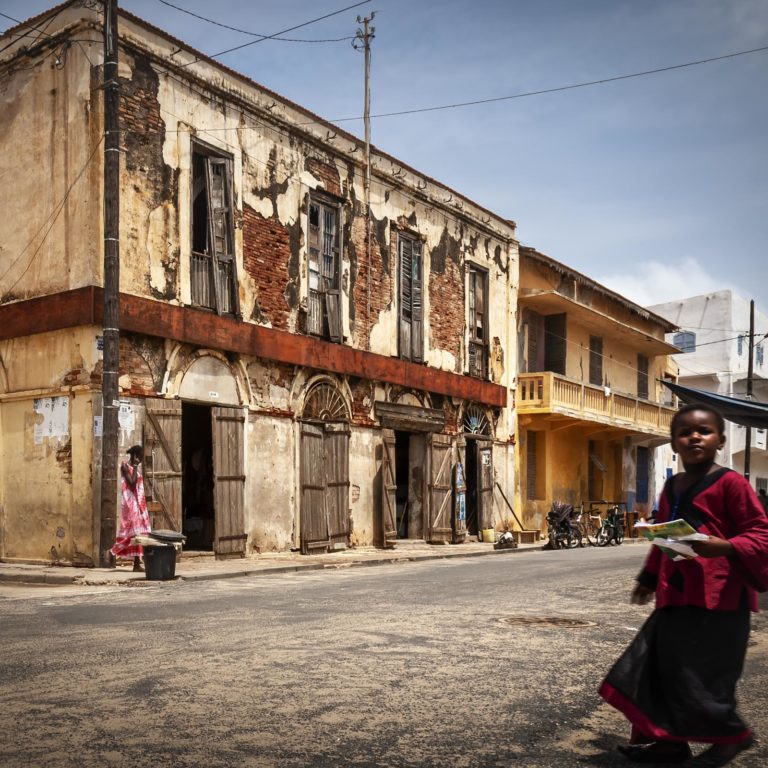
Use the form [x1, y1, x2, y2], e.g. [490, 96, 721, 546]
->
[614, 526, 625, 545]
[567, 529, 583, 549]
[596, 526, 611, 547]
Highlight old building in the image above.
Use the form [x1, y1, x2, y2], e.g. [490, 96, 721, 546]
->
[0, 3, 517, 564]
[514, 247, 679, 531]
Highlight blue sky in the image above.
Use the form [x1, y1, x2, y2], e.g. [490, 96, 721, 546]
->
[2, 0, 767, 308]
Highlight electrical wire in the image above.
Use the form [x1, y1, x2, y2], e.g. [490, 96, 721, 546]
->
[0, 137, 104, 303]
[321, 44, 768, 125]
[153, 0, 371, 77]
[153, 0, 356, 43]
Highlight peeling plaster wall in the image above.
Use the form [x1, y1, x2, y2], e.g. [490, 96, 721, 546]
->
[0, 29, 101, 304]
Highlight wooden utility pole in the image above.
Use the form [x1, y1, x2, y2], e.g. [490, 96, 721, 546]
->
[99, 0, 120, 567]
[354, 13, 375, 349]
[744, 299, 755, 481]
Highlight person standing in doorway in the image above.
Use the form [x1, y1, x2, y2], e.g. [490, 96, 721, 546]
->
[110, 445, 151, 571]
[600, 404, 768, 767]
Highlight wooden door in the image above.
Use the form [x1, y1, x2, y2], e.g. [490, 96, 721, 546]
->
[452, 436, 467, 543]
[477, 439, 494, 531]
[324, 421, 350, 549]
[427, 433, 453, 544]
[212, 406, 246, 557]
[300, 422, 329, 553]
[143, 398, 182, 531]
[381, 428, 397, 548]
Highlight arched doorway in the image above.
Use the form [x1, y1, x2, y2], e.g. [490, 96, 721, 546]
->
[299, 381, 350, 554]
[462, 404, 494, 538]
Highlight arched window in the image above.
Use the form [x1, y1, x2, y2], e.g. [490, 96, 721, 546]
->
[302, 382, 348, 422]
[463, 404, 491, 436]
[673, 331, 696, 353]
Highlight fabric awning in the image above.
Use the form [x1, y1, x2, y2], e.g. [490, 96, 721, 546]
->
[661, 381, 768, 430]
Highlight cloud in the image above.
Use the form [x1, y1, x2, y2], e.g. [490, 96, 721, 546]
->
[596, 257, 726, 307]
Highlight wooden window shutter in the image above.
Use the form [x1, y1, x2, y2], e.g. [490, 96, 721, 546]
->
[398, 237, 413, 360]
[637, 354, 649, 400]
[544, 313, 566, 375]
[411, 240, 423, 362]
[526, 432, 537, 501]
[589, 336, 603, 386]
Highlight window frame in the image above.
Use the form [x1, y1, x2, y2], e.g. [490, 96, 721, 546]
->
[190, 140, 240, 317]
[397, 232, 424, 362]
[637, 353, 649, 400]
[306, 193, 342, 342]
[589, 335, 603, 387]
[467, 264, 489, 379]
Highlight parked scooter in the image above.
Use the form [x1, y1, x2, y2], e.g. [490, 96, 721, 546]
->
[546, 501, 583, 549]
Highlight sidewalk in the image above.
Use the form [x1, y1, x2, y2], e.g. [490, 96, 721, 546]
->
[0, 539, 549, 587]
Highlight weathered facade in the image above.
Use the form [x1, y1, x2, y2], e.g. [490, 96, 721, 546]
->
[0, 3, 517, 564]
[514, 247, 679, 531]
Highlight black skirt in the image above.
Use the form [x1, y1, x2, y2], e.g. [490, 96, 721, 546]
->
[599, 605, 752, 744]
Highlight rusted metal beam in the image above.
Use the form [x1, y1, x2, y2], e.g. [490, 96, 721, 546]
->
[0, 288, 507, 407]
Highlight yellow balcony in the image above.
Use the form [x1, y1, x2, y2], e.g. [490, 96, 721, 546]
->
[516, 372, 675, 437]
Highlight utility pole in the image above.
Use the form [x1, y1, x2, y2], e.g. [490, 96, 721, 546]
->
[99, 0, 120, 567]
[744, 299, 755, 482]
[353, 13, 375, 349]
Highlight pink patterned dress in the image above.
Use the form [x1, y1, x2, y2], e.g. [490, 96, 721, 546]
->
[110, 461, 152, 558]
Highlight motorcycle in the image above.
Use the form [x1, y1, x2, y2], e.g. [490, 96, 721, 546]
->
[546, 501, 583, 549]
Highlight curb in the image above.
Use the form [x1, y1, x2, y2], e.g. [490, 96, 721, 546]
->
[1, 543, 548, 587]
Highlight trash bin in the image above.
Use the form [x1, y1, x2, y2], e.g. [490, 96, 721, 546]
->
[144, 544, 177, 581]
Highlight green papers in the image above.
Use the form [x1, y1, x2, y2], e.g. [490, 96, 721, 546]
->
[634, 519, 709, 560]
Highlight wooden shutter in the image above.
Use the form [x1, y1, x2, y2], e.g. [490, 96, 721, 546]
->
[212, 406, 246, 557]
[589, 336, 603, 386]
[381, 428, 397, 548]
[636, 446, 650, 504]
[427, 433, 453, 544]
[326, 290, 342, 343]
[544, 313, 566, 375]
[399, 238, 423, 362]
[324, 421, 350, 547]
[637, 354, 649, 400]
[526, 431, 537, 501]
[452, 436, 467, 543]
[205, 157, 239, 316]
[411, 241, 423, 362]
[143, 398, 182, 531]
[300, 422, 329, 554]
[477, 439, 494, 531]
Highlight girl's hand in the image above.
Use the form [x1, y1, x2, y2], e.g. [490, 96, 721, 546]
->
[631, 584, 654, 605]
[689, 535, 733, 558]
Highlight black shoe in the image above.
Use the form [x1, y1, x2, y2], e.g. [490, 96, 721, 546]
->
[617, 741, 692, 764]
[682, 736, 755, 768]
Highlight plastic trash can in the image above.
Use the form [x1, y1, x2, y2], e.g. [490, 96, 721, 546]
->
[143, 544, 177, 580]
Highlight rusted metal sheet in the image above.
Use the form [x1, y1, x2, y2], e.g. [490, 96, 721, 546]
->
[0, 289, 507, 408]
[212, 406, 246, 557]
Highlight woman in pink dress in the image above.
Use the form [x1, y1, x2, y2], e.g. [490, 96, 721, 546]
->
[110, 445, 151, 571]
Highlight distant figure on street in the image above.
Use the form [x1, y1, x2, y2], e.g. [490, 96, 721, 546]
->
[600, 404, 768, 767]
[110, 445, 151, 572]
[758, 487, 768, 514]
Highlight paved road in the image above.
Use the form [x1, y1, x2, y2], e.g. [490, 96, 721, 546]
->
[1, 546, 765, 768]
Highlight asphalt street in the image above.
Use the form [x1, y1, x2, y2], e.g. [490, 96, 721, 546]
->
[0, 545, 765, 768]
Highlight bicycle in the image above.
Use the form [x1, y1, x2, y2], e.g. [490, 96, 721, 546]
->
[595, 503, 626, 546]
[578, 501, 605, 546]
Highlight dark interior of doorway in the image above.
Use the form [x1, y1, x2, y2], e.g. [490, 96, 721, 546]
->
[395, 431, 410, 538]
[182, 402, 214, 551]
[465, 440, 479, 536]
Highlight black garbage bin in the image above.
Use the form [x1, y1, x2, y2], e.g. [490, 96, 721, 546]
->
[143, 544, 177, 580]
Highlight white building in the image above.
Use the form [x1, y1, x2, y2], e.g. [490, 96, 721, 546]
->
[648, 290, 768, 494]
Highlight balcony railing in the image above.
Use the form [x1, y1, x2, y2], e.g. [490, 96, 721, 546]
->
[517, 372, 675, 435]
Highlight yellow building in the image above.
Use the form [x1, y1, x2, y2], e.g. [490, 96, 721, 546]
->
[515, 247, 678, 533]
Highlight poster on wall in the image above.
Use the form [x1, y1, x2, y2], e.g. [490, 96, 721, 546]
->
[33, 396, 69, 444]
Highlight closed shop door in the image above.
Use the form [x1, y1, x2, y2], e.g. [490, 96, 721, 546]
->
[324, 421, 350, 550]
[144, 398, 182, 531]
[427, 433, 453, 544]
[477, 439, 494, 531]
[212, 406, 246, 557]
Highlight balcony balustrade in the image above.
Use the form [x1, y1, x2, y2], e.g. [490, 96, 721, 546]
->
[516, 372, 674, 436]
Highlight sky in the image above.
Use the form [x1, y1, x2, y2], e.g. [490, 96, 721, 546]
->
[2, 0, 767, 310]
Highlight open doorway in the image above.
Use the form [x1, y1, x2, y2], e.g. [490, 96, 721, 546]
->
[394, 430, 426, 539]
[181, 402, 214, 550]
[465, 440, 479, 537]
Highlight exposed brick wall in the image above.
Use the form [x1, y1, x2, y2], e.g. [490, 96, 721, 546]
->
[306, 157, 342, 198]
[118, 335, 163, 396]
[429, 229, 464, 371]
[242, 203, 293, 330]
[349, 212, 393, 348]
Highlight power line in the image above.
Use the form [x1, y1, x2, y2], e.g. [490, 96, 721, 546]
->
[154, 0, 356, 43]
[321, 44, 768, 124]
[154, 0, 372, 76]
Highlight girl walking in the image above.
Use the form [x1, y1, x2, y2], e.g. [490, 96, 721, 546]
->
[600, 404, 768, 767]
